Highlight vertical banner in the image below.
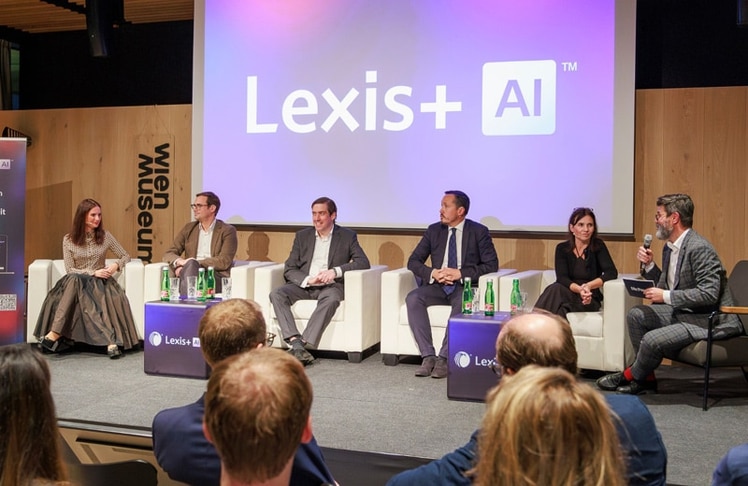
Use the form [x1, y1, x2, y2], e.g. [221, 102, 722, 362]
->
[0, 138, 26, 345]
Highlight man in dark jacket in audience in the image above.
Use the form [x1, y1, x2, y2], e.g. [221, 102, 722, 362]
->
[386, 311, 668, 486]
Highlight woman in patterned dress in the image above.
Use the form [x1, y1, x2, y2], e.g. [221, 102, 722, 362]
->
[34, 198, 139, 359]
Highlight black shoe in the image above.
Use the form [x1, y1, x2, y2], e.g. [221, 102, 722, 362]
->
[617, 379, 658, 395]
[107, 345, 122, 360]
[415, 356, 437, 377]
[39, 337, 73, 354]
[431, 357, 448, 379]
[289, 347, 315, 366]
[596, 372, 629, 391]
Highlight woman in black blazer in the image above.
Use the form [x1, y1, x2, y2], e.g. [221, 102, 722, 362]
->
[535, 207, 618, 318]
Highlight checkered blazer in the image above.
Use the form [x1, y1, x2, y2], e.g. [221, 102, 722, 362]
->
[643, 229, 742, 334]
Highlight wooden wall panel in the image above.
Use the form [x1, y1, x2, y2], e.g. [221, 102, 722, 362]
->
[2, 87, 746, 275]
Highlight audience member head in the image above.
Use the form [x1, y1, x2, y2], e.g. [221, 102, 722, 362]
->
[566, 206, 599, 249]
[70, 198, 104, 245]
[0, 344, 68, 486]
[495, 310, 578, 377]
[197, 191, 221, 214]
[474, 365, 626, 486]
[203, 347, 313, 485]
[198, 299, 267, 367]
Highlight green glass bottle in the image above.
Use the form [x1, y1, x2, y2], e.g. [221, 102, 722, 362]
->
[160, 265, 170, 301]
[462, 277, 472, 314]
[484, 280, 495, 317]
[197, 267, 206, 302]
[207, 266, 216, 299]
[510, 278, 522, 315]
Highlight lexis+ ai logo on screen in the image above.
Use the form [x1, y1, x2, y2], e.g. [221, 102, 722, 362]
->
[482, 60, 557, 136]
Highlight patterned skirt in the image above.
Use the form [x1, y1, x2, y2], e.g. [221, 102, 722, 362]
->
[34, 273, 140, 350]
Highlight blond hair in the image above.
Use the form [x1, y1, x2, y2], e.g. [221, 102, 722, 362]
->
[474, 365, 626, 486]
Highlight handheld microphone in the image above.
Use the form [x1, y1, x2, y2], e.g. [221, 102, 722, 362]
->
[640, 234, 653, 275]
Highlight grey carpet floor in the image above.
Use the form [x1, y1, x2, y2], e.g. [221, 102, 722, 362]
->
[44, 348, 748, 486]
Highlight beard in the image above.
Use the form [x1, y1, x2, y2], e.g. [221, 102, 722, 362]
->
[656, 223, 672, 240]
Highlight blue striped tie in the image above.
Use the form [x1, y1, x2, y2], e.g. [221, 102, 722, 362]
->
[444, 227, 457, 295]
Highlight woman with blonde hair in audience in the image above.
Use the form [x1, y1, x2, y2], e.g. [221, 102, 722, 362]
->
[472, 365, 626, 486]
[0, 344, 69, 486]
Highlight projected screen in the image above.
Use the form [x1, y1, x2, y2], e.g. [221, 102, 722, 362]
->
[193, 0, 636, 233]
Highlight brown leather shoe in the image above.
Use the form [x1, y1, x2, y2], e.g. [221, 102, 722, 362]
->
[431, 357, 448, 379]
[415, 356, 437, 377]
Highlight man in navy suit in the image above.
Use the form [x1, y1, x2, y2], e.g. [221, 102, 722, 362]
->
[386, 311, 668, 486]
[406, 190, 498, 378]
[270, 196, 370, 365]
[152, 299, 335, 486]
[597, 194, 742, 395]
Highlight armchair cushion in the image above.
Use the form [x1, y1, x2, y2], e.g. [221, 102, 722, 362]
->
[380, 268, 516, 363]
[27, 259, 144, 342]
[255, 264, 387, 361]
[499, 270, 640, 372]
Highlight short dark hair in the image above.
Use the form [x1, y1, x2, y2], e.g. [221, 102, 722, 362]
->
[656, 193, 693, 228]
[198, 299, 267, 366]
[311, 197, 337, 218]
[197, 191, 221, 213]
[445, 190, 470, 215]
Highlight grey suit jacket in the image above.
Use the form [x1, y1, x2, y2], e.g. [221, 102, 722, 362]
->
[283, 224, 370, 286]
[644, 229, 742, 334]
[162, 220, 238, 278]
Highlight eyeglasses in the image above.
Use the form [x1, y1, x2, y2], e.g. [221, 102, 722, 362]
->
[489, 361, 503, 380]
[573, 207, 594, 213]
[265, 332, 276, 347]
[190, 203, 208, 209]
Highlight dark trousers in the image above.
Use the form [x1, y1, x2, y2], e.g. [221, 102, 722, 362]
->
[269, 282, 344, 347]
[405, 283, 462, 359]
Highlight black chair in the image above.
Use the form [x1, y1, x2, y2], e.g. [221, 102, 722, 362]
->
[667, 260, 748, 411]
[67, 459, 158, 486]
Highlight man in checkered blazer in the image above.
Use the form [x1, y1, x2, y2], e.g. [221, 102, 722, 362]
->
[597, 193, 743, 395]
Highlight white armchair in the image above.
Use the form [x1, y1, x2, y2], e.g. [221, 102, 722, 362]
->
[27, 259, 145, 342]
[498, 270, 641, 372]
[143, 260, 273, 303]
[253, 263, 388, 363]
[380, 268, 517, 366]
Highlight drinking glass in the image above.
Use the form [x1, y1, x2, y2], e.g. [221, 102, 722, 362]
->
[222, 277, 232, 300]
[169, 278, 180, 301]
[520, 292, 530, 312]
[472, 287, 482, 314]
[186, 276, 198, 300]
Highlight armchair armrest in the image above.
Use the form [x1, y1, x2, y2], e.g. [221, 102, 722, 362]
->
[230, 261, 275, 300]
[601, 274, 641, 368]
[26, 259, 53, 342]
[254, 263, 286, 320]
[143, 262, 169, 303]
[380, 268, 418, 354]
[123, 259, 145, 340]
[341, 265, 388, 348]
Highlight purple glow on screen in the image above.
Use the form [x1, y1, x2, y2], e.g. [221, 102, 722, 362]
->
[196, 0, 635, 232]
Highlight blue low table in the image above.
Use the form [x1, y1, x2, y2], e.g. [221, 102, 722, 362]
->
[447, 311, 511, 402]
[144, 299, 221, 379]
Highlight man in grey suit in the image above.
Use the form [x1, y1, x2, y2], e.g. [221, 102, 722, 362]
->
[597, 193, 743, 395]
[406, 190, 499, 378]
[270, 196, 370, 366]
